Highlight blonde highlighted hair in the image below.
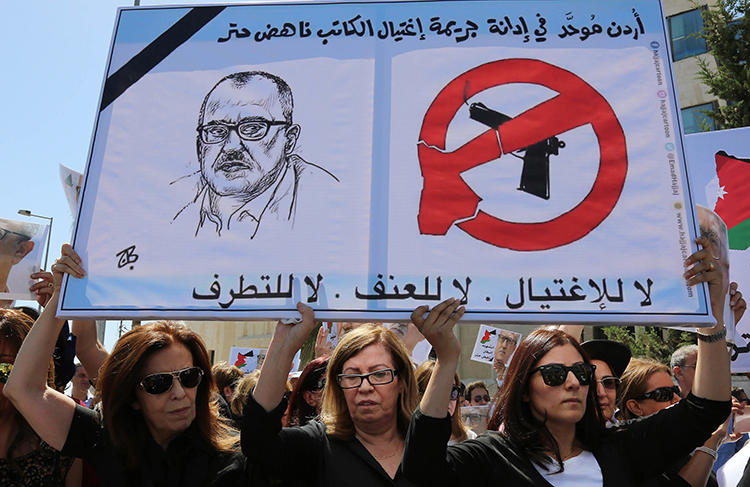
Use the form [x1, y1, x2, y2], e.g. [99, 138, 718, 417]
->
[616, 357, 671, 421]
[320, 324, 418, 439]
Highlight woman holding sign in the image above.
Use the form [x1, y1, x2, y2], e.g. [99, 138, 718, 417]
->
[243, 315, 420, 486]
[402, 237, 732, 487]
[3, 245, 249, 487]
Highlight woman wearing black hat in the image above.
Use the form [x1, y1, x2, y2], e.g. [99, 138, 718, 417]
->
[580, 339, 631, 426]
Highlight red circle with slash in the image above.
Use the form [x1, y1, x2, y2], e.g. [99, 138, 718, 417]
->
[417, 58, 627, 251]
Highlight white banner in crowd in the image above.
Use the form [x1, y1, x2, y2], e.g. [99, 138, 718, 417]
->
[59, 0, 713, 325]
[683, 126, 750, 372]
[0, 218, 49, 303]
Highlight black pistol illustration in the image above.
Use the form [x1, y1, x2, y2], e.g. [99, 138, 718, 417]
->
[469, 102, 565, 200]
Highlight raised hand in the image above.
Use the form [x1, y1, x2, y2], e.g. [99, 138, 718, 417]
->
[685, 237, 729, 325]
[411, 298, 464, 362]
[49, 244, 85, 290]
[315, 323, 333, 358]
[29, 271, 54, 307]
[269, 302, 317, 358]
[730, 282, 746, 324]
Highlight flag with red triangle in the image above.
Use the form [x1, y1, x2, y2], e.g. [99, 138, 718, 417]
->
[713, 151, 750, 250]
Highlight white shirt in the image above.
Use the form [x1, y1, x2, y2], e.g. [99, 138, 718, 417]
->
[532, 450, 603, 487]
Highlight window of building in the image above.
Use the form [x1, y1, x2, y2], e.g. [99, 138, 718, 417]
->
[668, 9, 708, 61]
[681, 102, 716, 134]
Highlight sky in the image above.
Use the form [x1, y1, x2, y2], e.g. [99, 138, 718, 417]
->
[0, 0, 257, 349]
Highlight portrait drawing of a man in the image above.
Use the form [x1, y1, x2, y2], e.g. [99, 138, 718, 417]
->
[173, 71, 338, 238]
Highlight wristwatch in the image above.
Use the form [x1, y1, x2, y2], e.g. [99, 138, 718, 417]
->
[696, 326, 726, 343]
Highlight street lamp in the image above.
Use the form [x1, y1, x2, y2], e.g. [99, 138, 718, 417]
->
[17, 209, 53, 271]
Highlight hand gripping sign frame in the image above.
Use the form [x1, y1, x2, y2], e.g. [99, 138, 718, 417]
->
[417, 58, 628, 251]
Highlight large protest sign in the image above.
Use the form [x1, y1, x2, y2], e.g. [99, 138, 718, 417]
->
[683, 126, 750, 371]
[59, 0, 713, 325]
[0, 218, 49, 303]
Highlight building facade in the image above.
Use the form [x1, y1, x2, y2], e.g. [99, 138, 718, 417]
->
[663, 0, 722, 134]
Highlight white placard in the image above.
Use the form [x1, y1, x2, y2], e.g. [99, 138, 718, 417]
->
[0, 218, 49, 303]
[59, 1, 711, 326]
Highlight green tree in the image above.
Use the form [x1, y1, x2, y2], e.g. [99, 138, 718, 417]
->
[696, 0, 750, 128]
[601, 326, 696, 365]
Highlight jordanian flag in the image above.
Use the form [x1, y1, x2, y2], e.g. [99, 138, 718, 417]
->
[714, 151, 750, 250]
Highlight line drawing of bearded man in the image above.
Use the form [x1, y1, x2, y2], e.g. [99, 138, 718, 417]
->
[172, 70, 338, 238]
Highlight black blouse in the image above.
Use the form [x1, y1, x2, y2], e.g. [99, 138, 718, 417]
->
[0, 441, 73, 487]
[242, 394, 416, 487]
[61, 404, 248, 487]
[402, 393, 730, 487]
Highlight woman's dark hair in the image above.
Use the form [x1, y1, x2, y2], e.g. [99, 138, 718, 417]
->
[0, 309, 55, 473]
[487, 329, 603, 472]
[97, 321, 237, 469]
[286, 356, 329, 427]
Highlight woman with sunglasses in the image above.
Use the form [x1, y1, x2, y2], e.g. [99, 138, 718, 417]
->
[402, 238, 731, 487]
[415, 361, 475, 445]
[619, 357, 724, 487]
[580, 339, 632, 426]
[3, 245, 247, 486]
[242, 313, 421, 486]
[285, 356, 329, 427]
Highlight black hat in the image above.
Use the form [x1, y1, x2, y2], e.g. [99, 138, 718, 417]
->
[580, 339, 632, 378]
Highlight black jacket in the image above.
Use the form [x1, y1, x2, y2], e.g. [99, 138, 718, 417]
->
[61, 404, 248, 487]
[242, 394, 415, 487]
[402, 393, 730, 487]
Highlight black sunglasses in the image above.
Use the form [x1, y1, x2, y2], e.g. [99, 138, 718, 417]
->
[634, 385, 680, 402]
[139, 366, 203, 395]
[310, 378, 326, 392]
[0, 363, 12, 384]
[531, 363, 595, 387]
[595, 376, 621, 390]
[450, 384, 464, 401]
[472, 394, 491, 403]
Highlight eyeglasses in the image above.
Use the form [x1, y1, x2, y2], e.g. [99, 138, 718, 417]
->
[595, 376, 621, 390]
[450, 384, 465, 401]
[472, 394, 491, 403]
[197, 119, 289, 144]
[337, 368, 397, 389]
[531, 363, 595, 387]
[139, 366, 203, 395]
[0, 363, 13, 384]
[634, 386, 680, 402]
[0, 228, 31, 242]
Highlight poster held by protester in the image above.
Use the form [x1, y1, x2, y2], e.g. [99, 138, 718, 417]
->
[683, 127, 750, 372]
[60, 0, 713, 325]
[470, 324, 521, 383]
[0, 218, 49, 303]
[230, 347, 265, 373]
[59, 164, 84, 218]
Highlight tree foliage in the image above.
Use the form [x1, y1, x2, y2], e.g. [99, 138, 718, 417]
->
[601, 326, 696, 365]
[696, 0, 750, 128]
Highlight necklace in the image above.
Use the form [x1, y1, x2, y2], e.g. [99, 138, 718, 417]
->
[356, 434, 404, 461]
[561, 446, 583, 461]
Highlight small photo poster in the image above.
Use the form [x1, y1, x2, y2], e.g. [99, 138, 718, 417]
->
[229, 347, 265, 373]
[470, 324, 522, 382]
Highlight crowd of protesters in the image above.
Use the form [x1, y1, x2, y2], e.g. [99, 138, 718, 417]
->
[0, 237, 748, 486]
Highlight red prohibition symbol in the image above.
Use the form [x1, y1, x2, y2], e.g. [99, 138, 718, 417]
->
[417, 58, 627, 251]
